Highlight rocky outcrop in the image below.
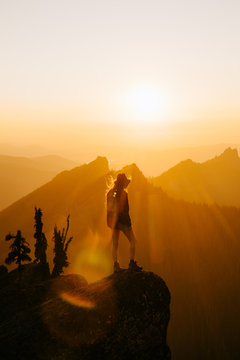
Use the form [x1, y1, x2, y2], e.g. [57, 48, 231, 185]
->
[0, 270, 171, 360]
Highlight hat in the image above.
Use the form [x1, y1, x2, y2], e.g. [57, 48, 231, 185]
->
[114, 173, 130, 188]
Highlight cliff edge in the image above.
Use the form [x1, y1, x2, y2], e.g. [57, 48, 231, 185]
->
[0, 268, 171, 360]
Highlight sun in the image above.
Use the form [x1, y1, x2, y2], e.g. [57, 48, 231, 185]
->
[124, 85, 166, 122]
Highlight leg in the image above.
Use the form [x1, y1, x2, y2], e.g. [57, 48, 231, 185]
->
[122, 227, 136, 261]
[112, 229, 120, 263]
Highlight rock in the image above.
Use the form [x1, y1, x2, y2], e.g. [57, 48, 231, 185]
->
[0, 270, 171, 360]
[21, 262, 51, 283]
[0, 265, 8, 275]
[100, 270, 171, 360]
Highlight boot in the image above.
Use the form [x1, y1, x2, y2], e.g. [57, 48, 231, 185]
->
[128, 259, 142, 272]
[114, 261, 122, 273]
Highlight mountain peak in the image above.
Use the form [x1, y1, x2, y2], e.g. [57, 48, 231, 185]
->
[210, 147, 240, 166]
[221, 147, 239, 159]
[56, 156, 109, 180]
[120, 163, 147, 188]
[121, 162, 144, 177]
[86, 156, 109, 172]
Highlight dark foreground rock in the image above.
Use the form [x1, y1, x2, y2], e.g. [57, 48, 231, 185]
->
[0, 269, 171, 360]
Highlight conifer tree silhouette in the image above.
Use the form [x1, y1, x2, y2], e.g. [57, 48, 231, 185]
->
[52, 215, 73, 277]
[34, 207, 47, 264]
[5, 230, 31, 275]
[33, 207, 50, 279]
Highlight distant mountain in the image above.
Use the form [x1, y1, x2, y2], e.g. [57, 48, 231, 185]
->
[0, 156, 240, 359]
[106, 143, 240, 176]
[0, 156, 110, 267]
[0, 154, 79, 210]
[0, 143, 51, 157]
[151, 147, 240, 206]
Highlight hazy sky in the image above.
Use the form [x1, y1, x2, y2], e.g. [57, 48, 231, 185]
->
[1, 0, 240, 157]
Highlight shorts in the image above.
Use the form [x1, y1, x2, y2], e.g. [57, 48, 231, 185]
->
[114, 222, 131, 232]
[107, 211, 132, 230]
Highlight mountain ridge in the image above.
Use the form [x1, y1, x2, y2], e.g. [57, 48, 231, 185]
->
[152, 147, 240, 206]
[1, 153, 240, 359]
[0, 153, 79, 210]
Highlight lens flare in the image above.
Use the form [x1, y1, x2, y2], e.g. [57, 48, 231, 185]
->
[60, 291, 95, 309]
[72, 249, 112, 283]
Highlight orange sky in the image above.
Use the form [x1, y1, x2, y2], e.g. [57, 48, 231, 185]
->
[1, 0, 240, 159]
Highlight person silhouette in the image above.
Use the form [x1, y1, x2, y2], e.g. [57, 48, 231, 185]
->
[107, 173, 142, 273]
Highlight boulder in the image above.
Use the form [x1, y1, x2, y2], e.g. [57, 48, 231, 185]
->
[0, 270, 171, 360]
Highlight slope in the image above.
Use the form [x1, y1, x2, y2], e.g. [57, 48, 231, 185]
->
[0, 154, 78, 210]
[0, 156, 109, 267]
[151, 147, 240, 206]
[0, 158, 240, 359]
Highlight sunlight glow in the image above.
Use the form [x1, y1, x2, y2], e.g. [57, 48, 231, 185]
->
[124, 85, 167, 122]
[72, 249, 112, 283]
